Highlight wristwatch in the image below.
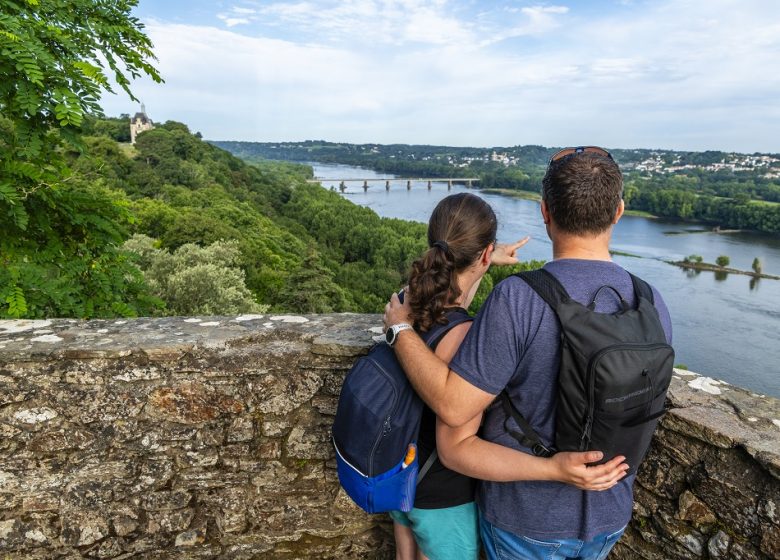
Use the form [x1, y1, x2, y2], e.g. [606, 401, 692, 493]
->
[386, 323, 413, 347]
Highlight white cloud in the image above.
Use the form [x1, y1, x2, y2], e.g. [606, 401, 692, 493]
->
[252, 0, 474, 46]
[218, 16, 251, 27]
[99, 0, 780, 152]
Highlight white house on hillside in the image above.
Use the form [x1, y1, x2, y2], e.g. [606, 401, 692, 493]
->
[130, 104, 154, 144]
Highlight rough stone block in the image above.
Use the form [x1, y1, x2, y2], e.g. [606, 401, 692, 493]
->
[286, 408, 333, 460]
[111, 508, 139, 538]
[676, 490, 717, 527]
[250, 369, 323, 415]
[312, 394, 338, 416]
[140, 489, 192, 511]
[146, 508, 195, 534]
[249, 461, 296, 489]
[146, 382, 244, 424]
[22, 493, 60, 512]
[760, 522, 780, 558]
[226, 416, 254, 443]
[28, 426, 97, 456]
[261, 415, 291, 437]
[61, 513, 110, 547]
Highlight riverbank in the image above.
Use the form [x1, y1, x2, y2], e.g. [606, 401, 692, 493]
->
[480, 187, 540, 201]
[669, 260, 780, 280]
[665, 227, 743, 235]
[479, 188, 657, 217]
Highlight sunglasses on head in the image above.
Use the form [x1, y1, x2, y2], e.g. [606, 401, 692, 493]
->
[548, 146, 613, 165]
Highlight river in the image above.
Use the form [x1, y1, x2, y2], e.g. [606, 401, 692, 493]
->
[311, 163, 780, 397]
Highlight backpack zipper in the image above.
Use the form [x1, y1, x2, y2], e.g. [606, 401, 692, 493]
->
[581, 342, 671, 449]
[366, 356, 398, 478]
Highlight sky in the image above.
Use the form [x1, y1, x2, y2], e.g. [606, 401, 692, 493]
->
[100, 0, 780, 153]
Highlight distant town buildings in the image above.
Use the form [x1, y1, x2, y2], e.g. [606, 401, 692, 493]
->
[130, 104, 154, 144]
[625, 152, 780, 177]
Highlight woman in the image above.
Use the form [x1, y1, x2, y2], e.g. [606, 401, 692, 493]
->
[390, 193, 626, 560]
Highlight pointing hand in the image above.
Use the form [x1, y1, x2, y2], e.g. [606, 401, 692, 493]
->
[491, 237, 530, 266]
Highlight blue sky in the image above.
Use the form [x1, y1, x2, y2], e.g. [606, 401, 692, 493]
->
[100, 0, 780, 153]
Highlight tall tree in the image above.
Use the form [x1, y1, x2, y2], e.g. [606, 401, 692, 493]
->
[0, 0, 163, 318]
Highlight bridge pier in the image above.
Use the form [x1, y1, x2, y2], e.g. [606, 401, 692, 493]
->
[427, 180, 432, 190]
[407, 180, 411, 190]
[363, 180, 368, 192]
[467, 180, 472, 188]
[386, 180, 390, 191]
[447, 180, 452, 191]
[339, 181, 346, 193]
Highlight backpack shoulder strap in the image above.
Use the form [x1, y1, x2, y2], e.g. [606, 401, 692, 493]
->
[502, 270, 566, 457]
[425, 309, 473, 351]
[500, 392, 555, 457]
[416, 449, 438, 486]
[515, 269, 570, 311]
[629, 273, 655, 305]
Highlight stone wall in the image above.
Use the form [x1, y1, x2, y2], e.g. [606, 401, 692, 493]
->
[0, 315, 778, 559]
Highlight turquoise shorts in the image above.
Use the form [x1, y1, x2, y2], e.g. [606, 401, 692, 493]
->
[390, 502, 479, 560]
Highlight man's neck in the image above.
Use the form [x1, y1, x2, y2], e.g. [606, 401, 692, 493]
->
[551, 232, 612, 261]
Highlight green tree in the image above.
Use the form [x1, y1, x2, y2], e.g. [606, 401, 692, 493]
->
[0, 0, 162, 318]
[1, 0, 162, 220]
[752, 257, 762, 275]
[715, 255, 730, 267]
[277, 252, 350, 313]
[124, 235, 266, 315]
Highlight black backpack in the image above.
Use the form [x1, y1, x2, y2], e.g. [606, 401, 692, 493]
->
[502, 269, 674, 475]
[332, 308, 472, 512]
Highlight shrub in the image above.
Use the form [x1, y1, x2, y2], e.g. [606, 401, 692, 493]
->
[715, 255, 730, 267]
[124, 235, 267, 315]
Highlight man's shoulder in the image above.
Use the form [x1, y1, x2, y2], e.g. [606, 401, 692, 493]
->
[493, 272, 544, 302]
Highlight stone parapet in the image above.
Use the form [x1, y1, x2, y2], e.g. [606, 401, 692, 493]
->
[0, 316, 778, 559]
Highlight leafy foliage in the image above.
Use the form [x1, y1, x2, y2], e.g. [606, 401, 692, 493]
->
[716, 255, 730, 268]
[0, 181, 162, 318]
[55, 122, 429, 315]
[123, 235, 266, 315]
[0, 0, 162, 319]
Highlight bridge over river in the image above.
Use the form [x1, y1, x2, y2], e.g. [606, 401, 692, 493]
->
[307, 177, 480, 192]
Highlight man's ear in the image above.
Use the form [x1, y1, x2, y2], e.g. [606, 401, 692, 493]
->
[541, 200, 551, 225]
[613, 200, 625, 224]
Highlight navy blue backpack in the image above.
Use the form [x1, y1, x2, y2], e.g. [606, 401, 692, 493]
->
[332, 308, 471, 513]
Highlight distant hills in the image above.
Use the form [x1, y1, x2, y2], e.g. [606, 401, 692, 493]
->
[212, 140, 780, 235]
[211, 140, 780, 175]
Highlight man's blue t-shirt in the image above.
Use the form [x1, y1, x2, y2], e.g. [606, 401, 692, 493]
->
[449, 259, 672, 542]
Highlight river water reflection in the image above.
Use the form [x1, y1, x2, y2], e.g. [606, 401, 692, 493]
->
[312, 163, 780, 397]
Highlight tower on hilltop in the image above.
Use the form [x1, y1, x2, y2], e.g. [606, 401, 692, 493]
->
[130, 103, 154, 144]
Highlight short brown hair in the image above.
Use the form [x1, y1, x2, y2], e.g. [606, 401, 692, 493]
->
[542, 153, 623, 235]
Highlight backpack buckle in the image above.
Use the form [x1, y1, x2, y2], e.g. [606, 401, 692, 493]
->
[532, 443, 555, 457]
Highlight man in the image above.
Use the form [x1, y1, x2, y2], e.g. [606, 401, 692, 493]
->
[383, 147, 672, 559]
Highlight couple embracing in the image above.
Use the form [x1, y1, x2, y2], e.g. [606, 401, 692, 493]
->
[382, 148, 673, 560]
